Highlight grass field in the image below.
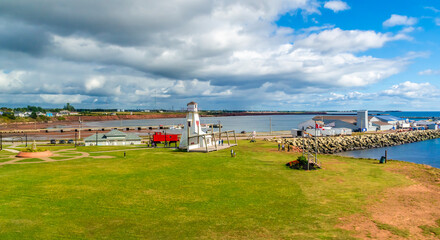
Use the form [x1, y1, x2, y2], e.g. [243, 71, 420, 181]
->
[0, 140, 438, 239]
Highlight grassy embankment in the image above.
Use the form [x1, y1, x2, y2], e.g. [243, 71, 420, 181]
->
[0, 141, 438, 239]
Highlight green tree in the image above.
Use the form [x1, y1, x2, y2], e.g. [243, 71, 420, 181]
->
[63, 103, 75, 111]
[30, 112, 38, 119]
[3, 112, 15, 120]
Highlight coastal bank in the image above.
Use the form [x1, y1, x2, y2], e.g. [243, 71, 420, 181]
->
[280, 130, 440, 154]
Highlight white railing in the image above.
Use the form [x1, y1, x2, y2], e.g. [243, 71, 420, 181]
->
[305, 151, 321, 169]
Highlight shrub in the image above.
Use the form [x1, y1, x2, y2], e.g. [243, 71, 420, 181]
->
[286, 155, 316, 170]
[21, 147, 47, 152]
[297, 156, 308, 166]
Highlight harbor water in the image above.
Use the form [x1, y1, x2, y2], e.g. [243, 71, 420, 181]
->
[337, 138, 440, 168]
[83, 114, 316, 133]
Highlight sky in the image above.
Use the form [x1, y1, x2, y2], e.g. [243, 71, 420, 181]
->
[1, 0, 440, 111]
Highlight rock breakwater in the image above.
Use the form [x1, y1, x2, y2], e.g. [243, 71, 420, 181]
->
[277, 130, 440, 154]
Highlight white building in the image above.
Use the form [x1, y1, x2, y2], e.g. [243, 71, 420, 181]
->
[179, 102, 213, 151]
[372, 121, 395, 131]
[312, 112, 382, 132]
[14, 111, 31, 118]
[298, 119, 324, 130]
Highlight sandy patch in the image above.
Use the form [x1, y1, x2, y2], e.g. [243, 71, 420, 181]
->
[339, 182, 440, 239]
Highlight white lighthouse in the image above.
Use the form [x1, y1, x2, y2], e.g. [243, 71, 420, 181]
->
[179, 102, 213, 150]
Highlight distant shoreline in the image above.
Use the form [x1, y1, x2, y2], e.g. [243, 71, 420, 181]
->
[1, 112, 326, 131]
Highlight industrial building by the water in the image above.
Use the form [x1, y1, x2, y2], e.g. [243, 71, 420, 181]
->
[294, 110, 439, 137]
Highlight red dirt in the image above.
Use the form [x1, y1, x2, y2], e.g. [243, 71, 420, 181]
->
[339, 164, 440, 239]
[16, 150, 53, 158]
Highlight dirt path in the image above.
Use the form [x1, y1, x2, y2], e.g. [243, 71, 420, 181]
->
[0, 148, 91, 166]
[2, 142, 21, 153]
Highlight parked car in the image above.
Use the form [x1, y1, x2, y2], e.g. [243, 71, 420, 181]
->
[50, 139, 56, 144]
[67, 139, 74, 144]
[59, 140, 66, 144]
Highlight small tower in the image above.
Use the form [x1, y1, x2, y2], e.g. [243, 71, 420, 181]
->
[357, 110, 369, 131]
[179, 102, 212, 150]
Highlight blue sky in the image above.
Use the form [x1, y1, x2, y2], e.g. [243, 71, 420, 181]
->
[0, 0, 440, 110]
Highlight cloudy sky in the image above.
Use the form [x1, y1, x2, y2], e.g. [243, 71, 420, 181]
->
[1, 0, 440, 110]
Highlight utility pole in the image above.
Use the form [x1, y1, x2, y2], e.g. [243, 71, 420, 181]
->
[218, 120, 222, 140]
[0, 132, 2, 151]
[154, 90, 157, 110]
[25, 134, 28, 147]
[95, 130, 98, 146]
[74, 132, 77, 147]
[78, 117, 82, 138]
[314, 121, 318, 163]
[302, 136, 305, 156]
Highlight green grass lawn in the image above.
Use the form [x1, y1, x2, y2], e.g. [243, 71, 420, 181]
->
[0, 141, 414, 239]
[0, 150, 14, 162]
[15, 158, 45, 163]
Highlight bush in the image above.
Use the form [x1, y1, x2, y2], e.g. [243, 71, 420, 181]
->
[30, 112, 37, 119]
[3, 112, 15, 120]
[37, 115, 50, 122]
[21, 147, 47, 152]
[297, 156, 308, 166]
[286, 155, 316, 170]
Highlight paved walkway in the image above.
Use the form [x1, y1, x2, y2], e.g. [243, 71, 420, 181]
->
[2, 148, 19, 153]
[1, 142, 21, 153]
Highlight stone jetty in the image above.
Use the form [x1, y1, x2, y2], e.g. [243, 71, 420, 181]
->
[276, 130, 440, 154]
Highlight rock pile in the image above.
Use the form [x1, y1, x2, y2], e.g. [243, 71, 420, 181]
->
[279, 130, 440, 154]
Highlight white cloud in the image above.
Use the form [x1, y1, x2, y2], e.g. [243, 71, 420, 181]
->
[383, 14, 418, 27]
[294, 28, 405, 53]
[400, 26, 417, 33]
[435, 18, 440, 26]
[0, 70, 25, 90]
[39, 94, 87, 104]
[324, 1, 350, 13]
[48, 26, 409, 90]
[419, 69, 440, 75]
[0, 0, 418, 109]
[85, 76, 105, 92]
[425, 6, 440, 13]
[382, 81, 439, 98]
[169, 79, 232, 97]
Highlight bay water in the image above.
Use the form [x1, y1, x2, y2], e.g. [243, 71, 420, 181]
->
[337, 138, 440, 168]
[83, 114, 315, 133]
